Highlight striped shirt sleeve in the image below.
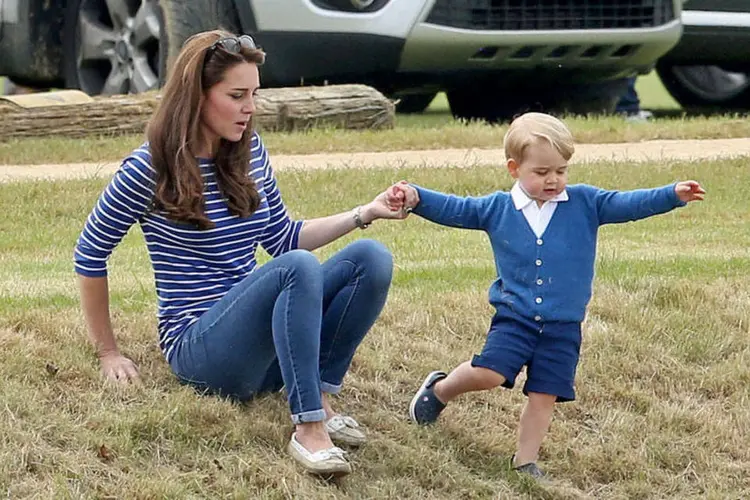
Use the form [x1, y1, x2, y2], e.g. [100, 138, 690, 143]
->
[255, 136, 303, 257]
[73, 151, 156, 277]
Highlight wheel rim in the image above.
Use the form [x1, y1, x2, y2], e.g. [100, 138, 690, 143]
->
[75, 0, 161, 95]
[670, 65, 750, 103]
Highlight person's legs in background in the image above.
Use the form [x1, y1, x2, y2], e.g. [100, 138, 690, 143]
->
[615, 76, 653, 121]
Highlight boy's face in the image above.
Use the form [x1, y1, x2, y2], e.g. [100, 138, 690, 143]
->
[507, 139, 569, 203]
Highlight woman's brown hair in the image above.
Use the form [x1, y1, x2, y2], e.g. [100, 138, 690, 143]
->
[146, 30, 265, 229]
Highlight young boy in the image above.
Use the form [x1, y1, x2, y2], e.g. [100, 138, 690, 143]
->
[386, 112, 705, 479]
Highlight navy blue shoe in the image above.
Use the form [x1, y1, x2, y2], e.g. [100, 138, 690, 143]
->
[409, 371, 448, 425]
[512, 455, 548, 481]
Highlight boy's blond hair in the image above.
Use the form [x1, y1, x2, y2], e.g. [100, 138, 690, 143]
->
[503, 112, 575, 163]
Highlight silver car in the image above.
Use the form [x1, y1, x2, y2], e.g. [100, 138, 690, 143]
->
[0, 0, 684, 120]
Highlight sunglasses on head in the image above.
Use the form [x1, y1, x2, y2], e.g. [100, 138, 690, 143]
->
[211, 34, 256, 53]
[205, 34, 264, 65]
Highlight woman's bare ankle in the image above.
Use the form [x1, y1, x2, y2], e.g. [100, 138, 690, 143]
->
[295, 421, 334, 452]
[321, 393, 336, 420]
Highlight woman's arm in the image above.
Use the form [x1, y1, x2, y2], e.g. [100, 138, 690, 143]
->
[255, 134, 406, 253]
[79, 275, 140, 383]
[297, 193, 405, 251]
[74, 151, 154, 383]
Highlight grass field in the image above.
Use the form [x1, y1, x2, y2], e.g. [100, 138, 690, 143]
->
[1, 157, 748, 498]
[4, 72, 750, 166]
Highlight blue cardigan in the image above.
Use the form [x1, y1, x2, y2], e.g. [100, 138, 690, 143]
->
[412, 183, 686, 323]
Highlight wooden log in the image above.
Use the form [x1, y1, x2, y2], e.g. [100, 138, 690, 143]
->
[0, 84, 395, 140]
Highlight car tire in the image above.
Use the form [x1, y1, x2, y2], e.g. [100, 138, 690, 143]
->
[63, 0, 240, 95]
[656, 62, 750, 111]
[447, 79, 628, 122]
[395, 92, 437, 114]
[156, 0, 242, 86]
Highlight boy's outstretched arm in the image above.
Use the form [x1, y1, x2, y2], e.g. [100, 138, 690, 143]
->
[595, 180, 705, 225]
[386, 180, 498, 230]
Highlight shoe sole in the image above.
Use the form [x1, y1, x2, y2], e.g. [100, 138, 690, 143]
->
[408, 370, 445, 424]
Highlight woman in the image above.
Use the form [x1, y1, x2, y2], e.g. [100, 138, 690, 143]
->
[74, 30, 405, 477]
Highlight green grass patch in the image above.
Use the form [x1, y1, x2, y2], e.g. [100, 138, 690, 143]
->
[0, 158, 748, 498]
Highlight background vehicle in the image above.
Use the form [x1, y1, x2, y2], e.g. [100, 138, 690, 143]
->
[0, 0, 684, 120]
[657, 0, 750, 111]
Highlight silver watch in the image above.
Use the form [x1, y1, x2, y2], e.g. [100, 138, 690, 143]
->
[353, 206, 370, 229]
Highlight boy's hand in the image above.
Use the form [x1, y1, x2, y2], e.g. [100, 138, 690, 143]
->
[675, 180, 706, 203]
[369, 181, 420, 221]
[385, 181, 420, 213]
[385, 183, 405, 211]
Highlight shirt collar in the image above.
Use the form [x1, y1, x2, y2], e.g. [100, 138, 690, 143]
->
[510, 182, 568, 210]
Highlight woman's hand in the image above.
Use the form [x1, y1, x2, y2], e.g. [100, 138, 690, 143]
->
[99, 352, 141, 385]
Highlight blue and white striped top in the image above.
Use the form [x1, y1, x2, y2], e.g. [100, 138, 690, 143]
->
[74, 132, 304, 361]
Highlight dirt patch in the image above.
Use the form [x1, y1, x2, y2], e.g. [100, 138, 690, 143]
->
[1, 138, 748, 183]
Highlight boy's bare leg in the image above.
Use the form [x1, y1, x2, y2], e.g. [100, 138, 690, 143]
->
[433, 361, 506, 403]
[514, 391, 557, 466]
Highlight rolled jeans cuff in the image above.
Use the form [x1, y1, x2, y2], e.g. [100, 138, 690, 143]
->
[320, 381, 342, 395]
[291, 408, 326, 425]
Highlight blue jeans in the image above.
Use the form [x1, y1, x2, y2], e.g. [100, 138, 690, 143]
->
[615, 77, 640, 114]
[168, 239, 393, 424]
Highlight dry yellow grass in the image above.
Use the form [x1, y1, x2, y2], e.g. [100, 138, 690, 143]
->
[1, 159, 748, 498]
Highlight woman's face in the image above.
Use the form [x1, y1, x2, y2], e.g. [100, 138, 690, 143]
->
[200, 61, 259, 153]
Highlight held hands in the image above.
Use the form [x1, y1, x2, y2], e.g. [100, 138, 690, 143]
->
[383, 180, 419, 214]
[674, 180, 706, 203]
[364, 180, 420, 222]
[99, 351, 141, 385]
[387, 181, 419, 212]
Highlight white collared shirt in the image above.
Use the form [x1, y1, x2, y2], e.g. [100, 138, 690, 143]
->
[510, 182, 569, 238]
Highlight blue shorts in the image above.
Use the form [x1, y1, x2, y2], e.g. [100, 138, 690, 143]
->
[471, 308, 582, 402]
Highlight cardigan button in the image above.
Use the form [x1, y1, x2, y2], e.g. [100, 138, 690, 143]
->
[535, 259, 542, 266]
[534, 315, 542, 322]
[536, 239, 543, 245]
[535, 297, 543, 304]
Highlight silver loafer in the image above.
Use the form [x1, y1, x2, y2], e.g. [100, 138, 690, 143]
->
[325, 415, 366, 447]
[287, 433, 351, 477]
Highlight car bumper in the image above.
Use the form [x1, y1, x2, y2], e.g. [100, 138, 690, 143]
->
[398, 20, 683, 75]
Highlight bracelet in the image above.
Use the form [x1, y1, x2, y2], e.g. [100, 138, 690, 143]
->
[353, 205, 370, 230]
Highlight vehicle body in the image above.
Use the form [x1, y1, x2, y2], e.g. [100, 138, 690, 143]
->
[657, 0, 750, 110]
[0, 0, 685, 120]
